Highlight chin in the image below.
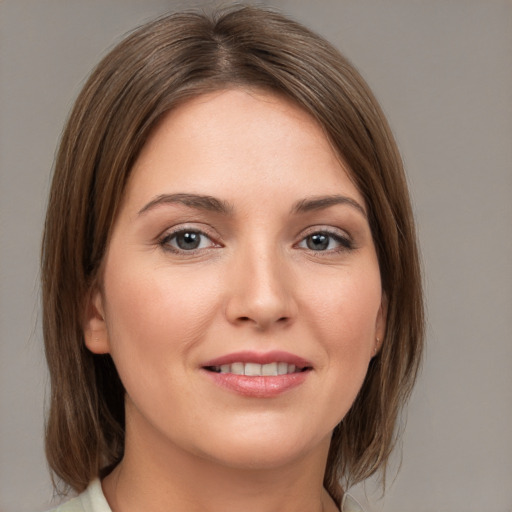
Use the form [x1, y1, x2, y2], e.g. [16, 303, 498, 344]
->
[202, 443, 313, 471]
[191, 421, 332, 471]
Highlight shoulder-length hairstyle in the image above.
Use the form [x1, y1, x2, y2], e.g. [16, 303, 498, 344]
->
[42, 5, 423, 505]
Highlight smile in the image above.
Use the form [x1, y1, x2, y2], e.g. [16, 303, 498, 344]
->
[201, 351, 312, 397]
[205, 362, 307, 376]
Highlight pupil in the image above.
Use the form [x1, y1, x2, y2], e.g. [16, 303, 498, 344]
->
[307, 234, 329, 251]
[177, 232, 200, 250]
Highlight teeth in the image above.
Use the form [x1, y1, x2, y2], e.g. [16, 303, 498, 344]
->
[262, 362, 278, 376]
[244, 363, 262, 376]
[231, 362, 244, 375]
[277, 362, 288, 375]
[212, 362, 303, 376]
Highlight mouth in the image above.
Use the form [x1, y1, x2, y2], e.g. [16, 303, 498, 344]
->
[204, 362, 311, 376]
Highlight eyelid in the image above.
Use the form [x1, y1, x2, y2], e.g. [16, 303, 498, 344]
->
[295, 226, 354, 252]
[158, 224, 222, 253]
[299, 225, 352, 241]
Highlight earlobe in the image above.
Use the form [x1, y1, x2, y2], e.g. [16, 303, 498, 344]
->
[83, 288, 110, 354]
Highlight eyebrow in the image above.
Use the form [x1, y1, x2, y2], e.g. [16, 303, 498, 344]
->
[292, 195, 367, 218]
[138, 193, 233, 216]
[138, 192, 366, 219]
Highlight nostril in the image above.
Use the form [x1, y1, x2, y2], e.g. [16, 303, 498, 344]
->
[237, 315, 291, 322]
[235, 315, 290, 327]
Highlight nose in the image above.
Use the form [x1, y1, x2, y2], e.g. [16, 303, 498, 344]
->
[224, 245, 297, 330]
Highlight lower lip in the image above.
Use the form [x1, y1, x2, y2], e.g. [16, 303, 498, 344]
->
[202, 370, 310, 398]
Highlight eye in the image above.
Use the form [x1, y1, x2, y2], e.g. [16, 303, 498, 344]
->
[298, 231, 352, 252]
[160, 229, 217, 252]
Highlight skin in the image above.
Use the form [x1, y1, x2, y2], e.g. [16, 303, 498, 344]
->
[84, 88, 386, 512]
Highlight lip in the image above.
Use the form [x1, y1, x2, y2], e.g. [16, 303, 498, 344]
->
[201, 351, 313, 398]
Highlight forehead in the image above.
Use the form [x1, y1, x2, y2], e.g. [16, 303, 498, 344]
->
[122, 88, 363, 213]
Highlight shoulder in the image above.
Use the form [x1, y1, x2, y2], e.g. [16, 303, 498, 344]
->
[46, 480, 111, 512]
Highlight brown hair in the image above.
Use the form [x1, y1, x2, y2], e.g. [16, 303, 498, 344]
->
[42, 6, 423, 505]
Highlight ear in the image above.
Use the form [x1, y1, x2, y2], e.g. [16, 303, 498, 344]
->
[374, 292, 388, 355]
[83, 287, 110, 354]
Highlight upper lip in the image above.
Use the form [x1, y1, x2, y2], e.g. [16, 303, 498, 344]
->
[201, 350, 313, 370]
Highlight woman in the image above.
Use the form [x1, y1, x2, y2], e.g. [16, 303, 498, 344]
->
[42, 6, 423, 512]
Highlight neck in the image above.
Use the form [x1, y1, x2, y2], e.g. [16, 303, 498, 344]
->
[102, 415, 338, 512]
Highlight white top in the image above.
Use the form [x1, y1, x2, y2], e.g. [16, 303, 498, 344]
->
[47, 480, 110, 512]
[48, 479, 365, 512]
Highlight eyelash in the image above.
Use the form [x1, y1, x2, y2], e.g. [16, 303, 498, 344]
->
[296, 229, 353, 253]
[158, 227, 219, 254]
[158, 227, 353, 255]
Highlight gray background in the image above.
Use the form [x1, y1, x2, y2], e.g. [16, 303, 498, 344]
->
[1, 1, 511, 511]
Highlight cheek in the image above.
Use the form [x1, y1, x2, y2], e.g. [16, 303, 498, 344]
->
[299, 264, 382, 414]
[100, 259, 221, 384]
[304, 265, 382, 348]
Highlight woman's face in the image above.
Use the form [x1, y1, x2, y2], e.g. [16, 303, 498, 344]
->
[85, 89, 385, 471]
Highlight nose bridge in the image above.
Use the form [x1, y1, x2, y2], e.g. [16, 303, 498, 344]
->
[225, 236, 296, 329]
